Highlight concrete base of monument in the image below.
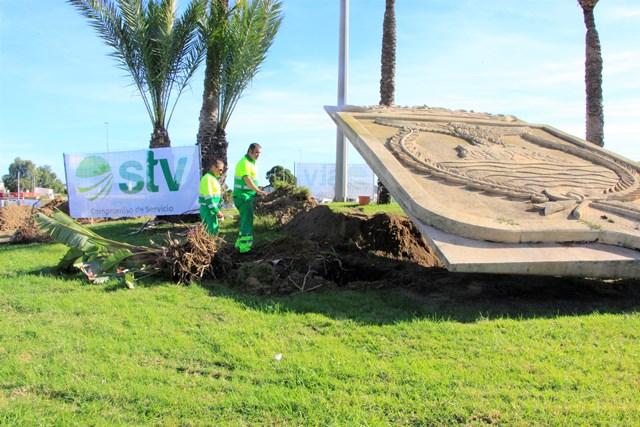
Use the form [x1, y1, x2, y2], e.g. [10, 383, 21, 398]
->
[399, 199, 640, 278]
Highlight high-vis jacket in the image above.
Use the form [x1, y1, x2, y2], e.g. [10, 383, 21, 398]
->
[199, 172, 222, 213]
[233, 155, 258, 199]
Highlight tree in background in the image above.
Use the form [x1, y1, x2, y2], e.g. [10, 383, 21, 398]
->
[2, 158, 36, 192]
[68, 0, 206, 148]
[197, 0, 282, 175]
[265, 165, 296, 188]
[35, 165, 67, 194]
[578, 0, 604, 147]
[2, 159, 66, 194]
[377, 0, 395, 204]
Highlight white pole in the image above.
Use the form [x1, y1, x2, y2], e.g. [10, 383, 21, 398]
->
[296, 150, 301, 184]
[334, 0, 349, 202]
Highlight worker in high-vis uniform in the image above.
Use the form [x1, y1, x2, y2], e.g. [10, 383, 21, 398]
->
[233, 143, 267, 253]
[199, 159, 225, 235]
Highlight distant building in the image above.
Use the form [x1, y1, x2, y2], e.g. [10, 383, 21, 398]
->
[35, 187, 54, 198]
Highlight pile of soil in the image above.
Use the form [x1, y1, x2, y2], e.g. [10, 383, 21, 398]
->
[39, 197, 68, 217]
[282, 205, 442, 267]
[0, 197, 67, 243]
[222, 205, 444, 294]
[221, 205, 640, 308]
[255, 186, 318, 225]
[0, 204, 32, 234]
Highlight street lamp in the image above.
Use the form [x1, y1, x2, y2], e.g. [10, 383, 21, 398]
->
[104, 121, 109, 152]
[334, 0, 349, 202]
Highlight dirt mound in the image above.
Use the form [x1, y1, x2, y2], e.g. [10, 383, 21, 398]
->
[255, 186, 318, 225]
[0, 204, 50, 244]
[42, 197, 69, 216]
[221, 206, 444, 294]
[223, 234, 444, 295]
[282, 205, 442, 267]
[0, 197, 68, 243]
[219, 237, 336, 294]
[0, 204, 33, 233]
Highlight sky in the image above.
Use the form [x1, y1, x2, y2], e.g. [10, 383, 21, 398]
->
[1, 0, 639, 190]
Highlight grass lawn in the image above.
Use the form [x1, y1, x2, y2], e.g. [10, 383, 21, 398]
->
[1, 207, 639, 426]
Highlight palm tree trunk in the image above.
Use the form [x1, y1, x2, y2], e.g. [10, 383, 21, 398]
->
[580, 1, 604, 146]
[207, 126, 228, 180]
[379, 0, 396, 106]
[378, 0, 395, 204]
[197, 48, 222, 174]
[150, 124, 171, 149]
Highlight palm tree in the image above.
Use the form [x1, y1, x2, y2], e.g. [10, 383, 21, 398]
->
[578, 0, 604, 147]
[197, 0, 230, 172]
[68, 0, 206, 148]
[197, 0, 282, 174]
[379, 0, 395, 106]
[377, 0, 395, 204]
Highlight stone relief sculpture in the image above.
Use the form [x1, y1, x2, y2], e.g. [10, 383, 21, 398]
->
[376, 115, 640, 221]
[326, 105, 640, 249]
[326, 105, 639, 277]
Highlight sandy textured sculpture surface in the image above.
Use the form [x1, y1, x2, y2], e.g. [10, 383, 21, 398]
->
[326, 105, 640, 277]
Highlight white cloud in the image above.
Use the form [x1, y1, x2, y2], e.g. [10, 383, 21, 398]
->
[604, 6, 640, 20]
[604, 50, 640, 76]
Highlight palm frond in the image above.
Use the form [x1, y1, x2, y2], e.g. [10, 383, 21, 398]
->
[58, 247, 86, 270]
[68, 0, 205, 133]
[43, 210, 143, 251]
[36, 210, 164, 284]
[102, 248, 136, 272]
[37, 211, 219, 286]
[36, 212, 101, 252]
[199, 0, 233, 88]
[217, 0, 282, 128]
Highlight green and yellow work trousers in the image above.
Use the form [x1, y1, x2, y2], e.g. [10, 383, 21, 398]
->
[233, 195, 255, 253]
[199, 205, 219, 235]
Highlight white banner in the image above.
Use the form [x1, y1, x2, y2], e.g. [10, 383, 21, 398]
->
[64, 146, 200, 218]
[296, 163, 376, 201]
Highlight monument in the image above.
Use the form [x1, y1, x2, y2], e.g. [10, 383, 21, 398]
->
[326, 105, 640, 278]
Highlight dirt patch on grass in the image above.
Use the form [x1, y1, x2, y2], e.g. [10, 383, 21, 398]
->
[9, 190, 638, 308]
[0, 197, 68, 243]
[0, 204, 32, 234]
[218, 204, 640, 308]
[221, 205, 444, 294]
[255, 186, 318, 225]
[0, 197, 143, 244]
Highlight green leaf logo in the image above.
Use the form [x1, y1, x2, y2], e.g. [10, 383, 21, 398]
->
[76, 156, 113, 201]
